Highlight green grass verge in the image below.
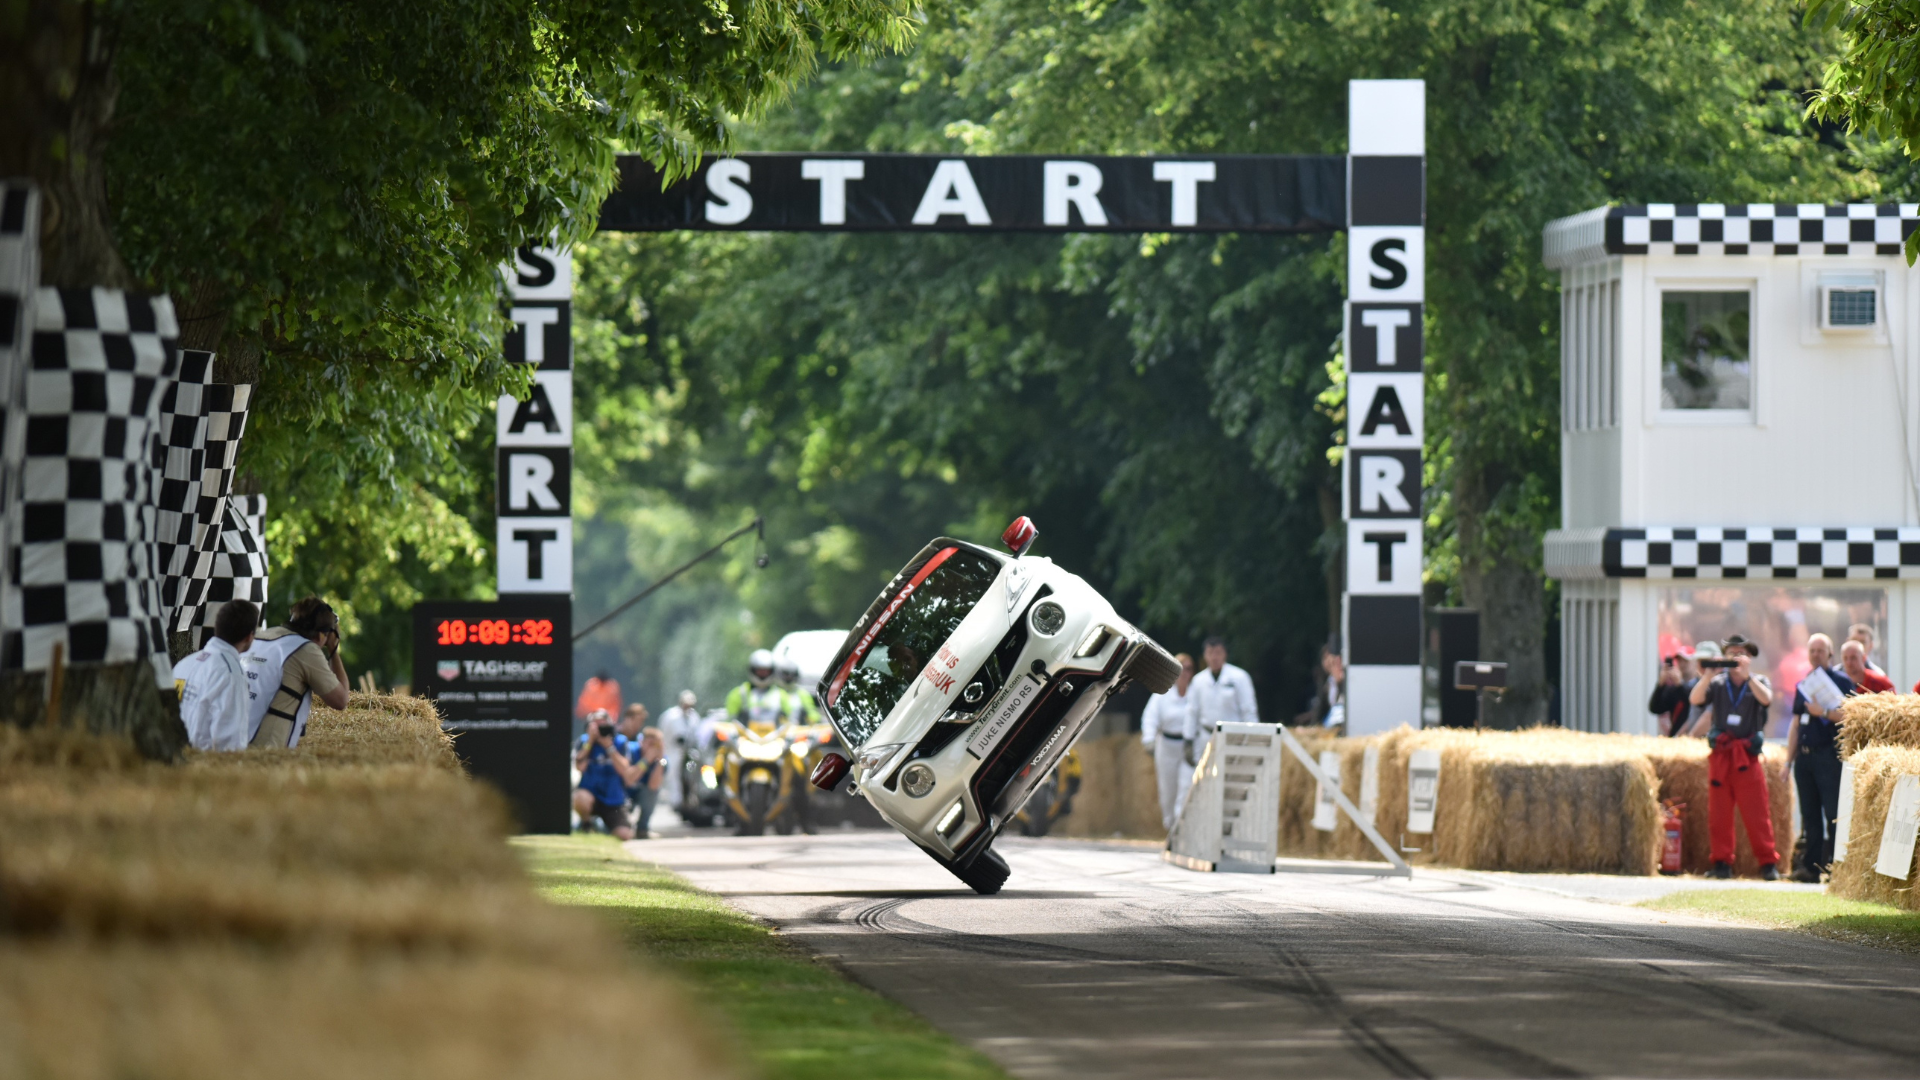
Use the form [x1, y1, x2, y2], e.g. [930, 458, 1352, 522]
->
[1641, 889, 1920, 954]
[515, 834, 1009, 1080]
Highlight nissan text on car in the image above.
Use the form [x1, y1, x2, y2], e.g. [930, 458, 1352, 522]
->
[810, 517, 1179, 893]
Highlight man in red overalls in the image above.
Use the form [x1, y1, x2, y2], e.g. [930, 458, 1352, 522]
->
[1687, 634, 1780, 880]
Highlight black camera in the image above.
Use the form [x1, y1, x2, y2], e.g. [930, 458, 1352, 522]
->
[1698, 657, 1739, 669]
[594, 722, 617, 739]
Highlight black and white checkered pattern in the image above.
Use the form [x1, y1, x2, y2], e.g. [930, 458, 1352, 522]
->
[2, 287, 178, 680]
[191, 492, 267, 644]
[0, 183, 39, 651]
[1604, 527, 1920, 579]
[171, 382, 251, 633]
[154, 349, 212, 623]
[1607, 205, 1920, 257]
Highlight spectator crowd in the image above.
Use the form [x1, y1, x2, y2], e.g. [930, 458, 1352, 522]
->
[1649, 622, 1897, 883]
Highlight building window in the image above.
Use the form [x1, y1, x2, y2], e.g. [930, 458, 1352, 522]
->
[1660, 290, 1751, 412]
[1656, 586, 1885, 737]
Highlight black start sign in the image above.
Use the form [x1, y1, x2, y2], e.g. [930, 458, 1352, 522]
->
[413, 596, 572, 832]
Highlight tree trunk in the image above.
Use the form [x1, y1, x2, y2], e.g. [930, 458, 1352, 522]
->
[0, 4, 188, 759]
[1317, 477, 1343, 642]
[0, 0, 130, 290]
[1455, 468, 1550, 729]
[0, 664, 188, 760]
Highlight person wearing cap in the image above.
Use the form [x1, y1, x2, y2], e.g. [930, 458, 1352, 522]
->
[656, 689, 701, 807]
[1680, 641, 1723, 736]
[1687, 634, 1780, 879]
[1648, 645, 1699, 737]
[1786, 633, 1852, 882]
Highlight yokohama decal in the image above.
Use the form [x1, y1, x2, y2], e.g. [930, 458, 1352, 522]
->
[825, 546, 958, 706]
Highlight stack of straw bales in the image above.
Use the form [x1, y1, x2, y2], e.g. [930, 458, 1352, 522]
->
[1063, 725, 1792, 876]
[1057, 734, 1163, 839]
[1827, 694, 1920, 910]
[0, 694, 734, 1079]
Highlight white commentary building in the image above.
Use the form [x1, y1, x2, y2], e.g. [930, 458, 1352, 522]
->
[1542, 203, 1920, 735]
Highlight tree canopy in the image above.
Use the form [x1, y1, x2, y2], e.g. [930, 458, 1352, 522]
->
[568, 0, 1909, 720]
[0, 0, 916, 669]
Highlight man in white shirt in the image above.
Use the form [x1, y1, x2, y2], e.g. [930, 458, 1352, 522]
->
[656, 689, 701, 806]
[1185, 637, 1260, 761]
[172, 600, 258, 751]
[1140, 652, 1196, 831]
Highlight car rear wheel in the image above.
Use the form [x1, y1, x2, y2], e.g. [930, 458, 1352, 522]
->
[1124, 639, 1181, 695]
[950, 847, 1010, 895]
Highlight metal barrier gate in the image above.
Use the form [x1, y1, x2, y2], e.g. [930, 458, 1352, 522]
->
[1166, 723, 1411, 877]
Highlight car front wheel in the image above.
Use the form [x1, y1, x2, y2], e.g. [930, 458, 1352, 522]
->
[950, 846, 1010, 895]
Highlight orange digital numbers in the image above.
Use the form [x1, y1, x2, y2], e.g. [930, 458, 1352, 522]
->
[436, 616, 554, 647]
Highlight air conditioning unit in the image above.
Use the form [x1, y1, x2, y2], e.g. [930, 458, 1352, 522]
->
[1818, 273, 1880, 332]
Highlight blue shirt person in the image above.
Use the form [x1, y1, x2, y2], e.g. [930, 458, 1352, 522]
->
[572, 709, 643, 839]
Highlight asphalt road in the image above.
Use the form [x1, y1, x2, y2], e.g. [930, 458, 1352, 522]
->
[634, 832, 1920, 1080]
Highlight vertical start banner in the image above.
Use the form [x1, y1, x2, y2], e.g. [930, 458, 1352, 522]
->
[1343, 81, 1425, 735]
[498, 247, 573, 594]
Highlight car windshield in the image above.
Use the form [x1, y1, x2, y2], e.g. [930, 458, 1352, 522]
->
[824, 546, 1002, 748]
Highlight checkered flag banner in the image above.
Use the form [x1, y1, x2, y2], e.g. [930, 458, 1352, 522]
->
[0, 182, 40, 655]
[1606, 204, 1920, 257]
[2, 287, 179, 684]
[1549, 526, 1920, 580]
[192, 492, 267, 645]
[155, 349, 212, 624]
[171, 381, 252, 633]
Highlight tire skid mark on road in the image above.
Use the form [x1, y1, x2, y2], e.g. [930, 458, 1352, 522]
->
[1148, 892, 1583, 1080]
[1332, 879, 1920, 1063]
[852, 892, 1575, 1080]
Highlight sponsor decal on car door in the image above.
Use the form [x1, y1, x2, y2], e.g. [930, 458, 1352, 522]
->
[966, 674, 1043, 759]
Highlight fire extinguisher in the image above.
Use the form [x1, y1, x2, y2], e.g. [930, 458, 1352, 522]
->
[1660, 799, 1686, 875]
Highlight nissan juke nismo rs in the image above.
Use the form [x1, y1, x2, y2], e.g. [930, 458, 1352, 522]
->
[810, 517, 1180, 894]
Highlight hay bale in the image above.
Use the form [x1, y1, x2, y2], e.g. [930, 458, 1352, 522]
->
[1827, 744, 1920, 910]
[1057, 734, 1163, 839]
[1837, 693, 1920, 757]
[1322, 728, 1677, 874]
[0, 699, 739, 1078]
[0, 936, 733, 1080]
[1275, 730, 1341, 858]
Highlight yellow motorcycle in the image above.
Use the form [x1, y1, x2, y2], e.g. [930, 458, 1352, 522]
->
[1014, 750, 1083, 837]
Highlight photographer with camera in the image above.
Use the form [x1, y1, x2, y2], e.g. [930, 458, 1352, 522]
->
[1648, 645, 1700, 736]
[572, 708, 643, 840]
[1687, 634, 1780, 879]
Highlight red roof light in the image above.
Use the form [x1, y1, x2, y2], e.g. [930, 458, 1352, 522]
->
[1002, 516, 1038, 556]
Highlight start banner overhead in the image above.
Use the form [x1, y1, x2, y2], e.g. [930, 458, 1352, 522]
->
[599, 153, 1349, 233]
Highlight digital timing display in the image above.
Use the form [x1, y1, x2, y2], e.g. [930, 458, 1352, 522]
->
[434, 618, 557, 646]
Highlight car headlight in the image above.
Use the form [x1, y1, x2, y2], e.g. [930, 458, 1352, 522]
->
[1031, 600, 1066, 636]
[854, 742, 909, 782]
[900, 762, 937, 798]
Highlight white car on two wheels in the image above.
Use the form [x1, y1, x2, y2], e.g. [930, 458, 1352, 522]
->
[811, 518, 1179, 894]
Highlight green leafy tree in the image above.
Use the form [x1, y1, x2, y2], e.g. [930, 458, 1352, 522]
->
[0, 0, 914, 730]
[576, 0, 1894, 726]
[1809, 0, 1920, 258]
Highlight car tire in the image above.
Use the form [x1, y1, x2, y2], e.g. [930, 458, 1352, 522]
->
[951, 847, 1011, 895]
[1124, 639, 1181, 695]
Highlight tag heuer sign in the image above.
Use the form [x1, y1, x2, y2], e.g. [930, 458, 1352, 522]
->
[414, 597, 571, 833]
